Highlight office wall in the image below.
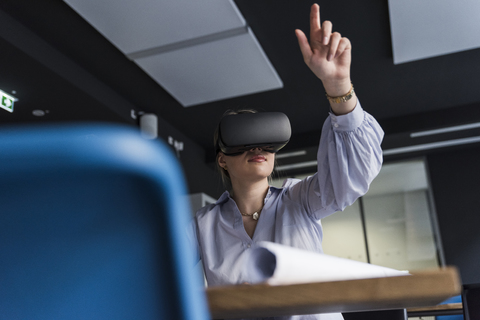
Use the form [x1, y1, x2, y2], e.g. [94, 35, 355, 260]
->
[155, 116, 224, 199]
[427, 145, 480, 284]
[175, 141, 224, 199]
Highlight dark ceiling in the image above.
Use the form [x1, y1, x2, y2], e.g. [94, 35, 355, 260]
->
[1, 0, 480, 161]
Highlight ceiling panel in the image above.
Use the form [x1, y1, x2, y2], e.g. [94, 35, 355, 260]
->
[63, 0, 282, 107]
[63, 0, 246, 54]
[134, 28, 283, 107]
[389, 0, 480, 64]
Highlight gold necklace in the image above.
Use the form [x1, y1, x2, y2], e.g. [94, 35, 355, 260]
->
[241, 208, 262, 221]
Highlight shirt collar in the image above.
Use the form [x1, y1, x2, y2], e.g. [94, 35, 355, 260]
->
[215, 185, 283, 206]
[215, 191, 231, 205]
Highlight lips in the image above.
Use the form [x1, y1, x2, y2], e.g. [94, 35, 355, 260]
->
[248, 155, 267, 162]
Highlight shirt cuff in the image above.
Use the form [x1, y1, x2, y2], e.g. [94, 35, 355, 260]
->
[328, 99, 364, 132]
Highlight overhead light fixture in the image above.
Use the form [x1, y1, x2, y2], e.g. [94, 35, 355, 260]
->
[275, 160, 317, 172]
[410, 122, 480, 138]
[383, 136, 480, 156]
[32, 110, 46, 117]
[276, 135, 480, 171]
[276, 150, 307, 159]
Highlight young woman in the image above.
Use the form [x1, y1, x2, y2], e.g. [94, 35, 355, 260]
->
[190, 4, 384, 320]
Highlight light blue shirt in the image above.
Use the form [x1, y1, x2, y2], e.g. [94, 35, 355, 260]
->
[190, 100, 384, 320]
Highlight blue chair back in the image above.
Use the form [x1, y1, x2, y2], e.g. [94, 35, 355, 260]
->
[437, 295, 464, 320]
[0, 124, 210, 320]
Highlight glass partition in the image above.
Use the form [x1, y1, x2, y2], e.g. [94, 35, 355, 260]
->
[272, 158, 441, 271]
[321, 200, 368, 263]
[362, 159, 439, 271]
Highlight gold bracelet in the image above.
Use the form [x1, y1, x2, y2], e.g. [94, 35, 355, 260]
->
[326, 84, 355, 103]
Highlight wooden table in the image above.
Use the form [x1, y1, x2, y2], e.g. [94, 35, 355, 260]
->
[206, 267, 461, 319]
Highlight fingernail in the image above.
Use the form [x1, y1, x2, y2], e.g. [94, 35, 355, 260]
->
[323, 37, 329, 45]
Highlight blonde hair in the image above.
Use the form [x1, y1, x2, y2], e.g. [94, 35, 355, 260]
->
[214, 109, 277, 190]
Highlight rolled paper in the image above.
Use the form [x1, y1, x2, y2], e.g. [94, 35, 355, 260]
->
[243, 241, 409, 285]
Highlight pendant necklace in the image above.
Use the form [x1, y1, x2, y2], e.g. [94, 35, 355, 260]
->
[241, 207, 263, 221]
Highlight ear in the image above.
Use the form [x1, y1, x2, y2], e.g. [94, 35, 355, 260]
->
[217, 152, 227, 169]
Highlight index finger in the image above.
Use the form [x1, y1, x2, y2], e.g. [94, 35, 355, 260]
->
[309, 3, 321, 38]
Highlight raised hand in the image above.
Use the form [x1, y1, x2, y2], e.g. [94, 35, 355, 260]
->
[295, 3, 355, 113]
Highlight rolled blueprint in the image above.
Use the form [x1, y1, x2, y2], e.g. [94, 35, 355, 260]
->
[244, 241, 409, 285]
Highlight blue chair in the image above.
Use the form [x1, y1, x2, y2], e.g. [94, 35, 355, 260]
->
[0, 124, 210, 320]
[437, 295, 464, 320]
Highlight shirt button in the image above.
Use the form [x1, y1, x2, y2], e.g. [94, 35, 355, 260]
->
[247, 244, 251, 248]
[334, 123, 339, 128]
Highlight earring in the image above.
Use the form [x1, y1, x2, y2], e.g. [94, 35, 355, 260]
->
[224, 166, 228, 171]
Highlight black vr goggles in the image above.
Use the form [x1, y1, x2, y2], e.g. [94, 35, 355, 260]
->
[216, 112, 291, 156]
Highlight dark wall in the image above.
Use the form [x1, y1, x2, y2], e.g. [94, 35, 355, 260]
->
[427, 145, 480, 285]
[0, 5, 224, 200]
[154, 115, 224, 200]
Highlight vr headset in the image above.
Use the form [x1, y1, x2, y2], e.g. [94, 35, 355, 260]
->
[216, 112, 291, 156]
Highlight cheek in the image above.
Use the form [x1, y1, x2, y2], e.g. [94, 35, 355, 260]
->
[268, 160, 275, 173]
[229, 157, 244, 167]
[269, 156, 276, 168]
[225, 158, 244, 175]
[264, 157, 275, 174]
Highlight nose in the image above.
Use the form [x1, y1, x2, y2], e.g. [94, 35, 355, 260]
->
[249, 147, 263, 153]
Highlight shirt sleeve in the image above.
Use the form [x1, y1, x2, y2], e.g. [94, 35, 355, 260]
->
[282, 99, 384, 220]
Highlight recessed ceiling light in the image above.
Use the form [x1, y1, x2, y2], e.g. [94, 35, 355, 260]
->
[410, 122, 480, 138]
[32, 110, 45, 117]
[276, 150, 307, 159]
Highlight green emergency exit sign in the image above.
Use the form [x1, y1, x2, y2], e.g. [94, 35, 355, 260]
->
[0, 90, 17, 113]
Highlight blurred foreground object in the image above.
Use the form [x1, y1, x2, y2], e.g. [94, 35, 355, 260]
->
[0, 123, 210, 320]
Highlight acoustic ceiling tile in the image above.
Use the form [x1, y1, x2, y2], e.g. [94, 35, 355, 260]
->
[64, 0, 245, 54]
[134, 28, 283, 107]
[389, 0, 480, 64]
